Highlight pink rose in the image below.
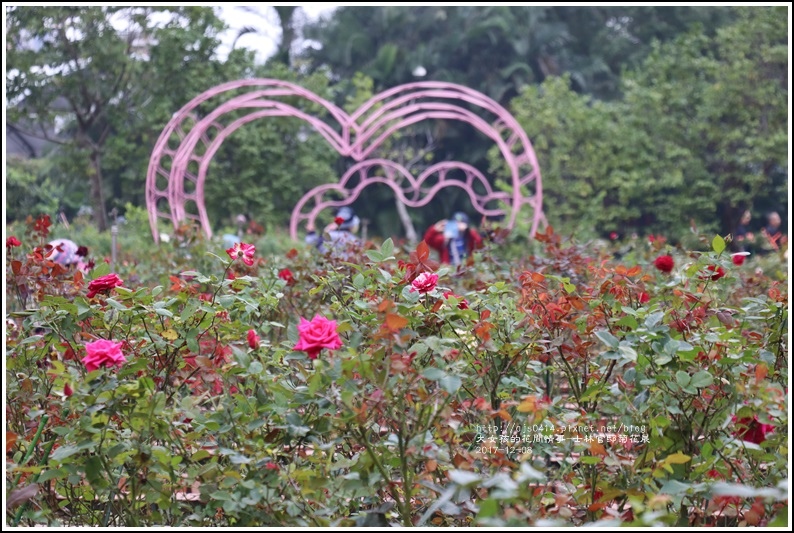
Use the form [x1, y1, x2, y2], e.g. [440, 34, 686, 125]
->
[294, 315, 343, 360]
[87, 273, 124, 298]
[410, 272, 439, 294]
[226, 242, 256, 266]
[247, 329, 260, 349]
[82, 339, 126, 372]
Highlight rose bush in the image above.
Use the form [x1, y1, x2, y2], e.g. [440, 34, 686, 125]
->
[4, 220, 788, 527]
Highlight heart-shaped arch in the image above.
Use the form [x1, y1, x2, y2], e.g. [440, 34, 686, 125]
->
[146, 79, 544, 243]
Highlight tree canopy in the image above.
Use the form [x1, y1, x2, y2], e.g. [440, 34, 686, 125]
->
[5, 6, 787, 242]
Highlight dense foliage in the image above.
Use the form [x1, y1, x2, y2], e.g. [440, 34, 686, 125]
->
[5, 215, 788, 526]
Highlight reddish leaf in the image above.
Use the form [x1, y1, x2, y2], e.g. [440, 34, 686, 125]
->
[627, 265, 642, 277]
[384, 313, 408, 332]
[377, 299, 394, 313]
[472, 397, 491, 411]
[11, 260, 22, 275]
[6, 432, 17, 453]
[415, 240, 430, 262]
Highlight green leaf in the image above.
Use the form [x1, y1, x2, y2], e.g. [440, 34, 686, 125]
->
[689, 370, 713, 389]
[380, 237, 394, 257]
[477, 498, 499, 518]
[448, 469, 481, 486]
[191, 450, 211, 462]
[91, 262, 111, 278]
[595, 330, 619, 349]
[248, 361, 263, 375]
[352, 273, 366, 289]
[105, 298, 126, 311]
[440, 374, 462, 395]
[675, 371, 691, 388]
[618, 343, 638, 362]
[365, 250, 384, 262]
[711, 235, 726, 254]
[659, 479, 693, 495]
[422, 368, 445, 381]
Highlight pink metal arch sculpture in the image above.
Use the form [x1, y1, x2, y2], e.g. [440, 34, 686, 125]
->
[146, 79, 544, 243]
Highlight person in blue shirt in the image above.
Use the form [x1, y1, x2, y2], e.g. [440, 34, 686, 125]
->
[423, 212, 483, 265]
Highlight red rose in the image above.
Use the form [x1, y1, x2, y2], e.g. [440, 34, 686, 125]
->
[733, 415, 773, 445]
[265, 462, 279, 471]
[731, 252, 749, 266]
[653, 255, 674, 273]
[638, 292, 650, 304]
[609, 232, 618, 241]
[410, 272, 439, 294]
[294, 315, 343, 360]
[82, 339, 126, 372]
[64, 383, 73, 397]
[247, 329, 260, 349]
[334, 216, 345, 226]
[6, 236, 21, 247]
[702, 264, 726, 281]
[278, 268, 294, 284]
[87, 273, 124, 298]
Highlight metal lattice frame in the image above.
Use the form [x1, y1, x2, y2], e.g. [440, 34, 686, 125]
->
[146, 79, 544, 243]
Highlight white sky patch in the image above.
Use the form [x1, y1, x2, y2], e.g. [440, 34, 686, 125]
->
[215, 5, 338, 63]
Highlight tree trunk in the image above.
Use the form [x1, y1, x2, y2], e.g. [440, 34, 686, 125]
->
[395, 197, 418, 244]
[274, 6, 297, 66]
[89, 149, 108, 232]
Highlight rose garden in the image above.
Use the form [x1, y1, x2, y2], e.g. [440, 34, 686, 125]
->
[4, 6, 789, 528]
[4, 208, 788, 527]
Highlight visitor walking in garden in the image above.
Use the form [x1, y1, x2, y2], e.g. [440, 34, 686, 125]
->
[46, 238, 90, 272]
[305, 206, 361, 258]
[760, 211, 787, 255]
[734, 209, 756, 253]
[423, 211, 483, 265]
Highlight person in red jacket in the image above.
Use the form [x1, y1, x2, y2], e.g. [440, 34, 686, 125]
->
[423, 212, 483, 265]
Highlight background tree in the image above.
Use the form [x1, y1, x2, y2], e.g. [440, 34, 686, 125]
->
[6, 6, 235, 230]
[502, 7, 788, 241]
